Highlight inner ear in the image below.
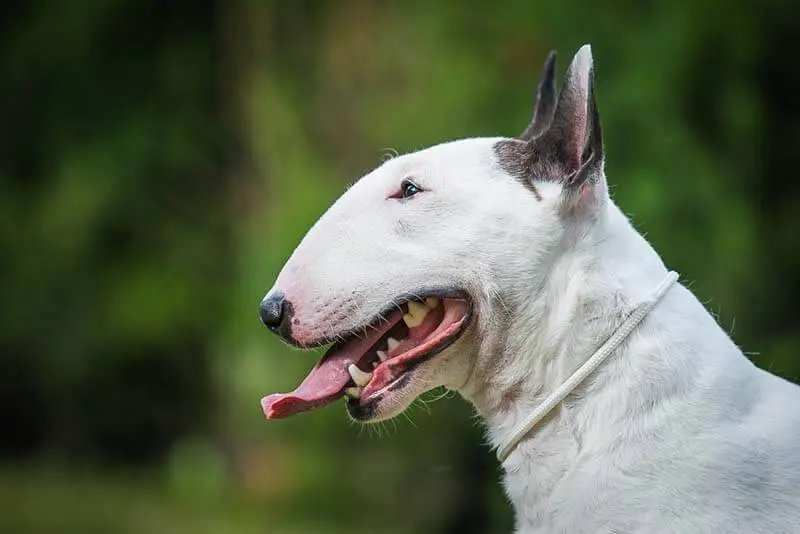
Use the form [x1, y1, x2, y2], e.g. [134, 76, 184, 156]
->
[533, 44, 603, 182]
[494, 45, 604, 205]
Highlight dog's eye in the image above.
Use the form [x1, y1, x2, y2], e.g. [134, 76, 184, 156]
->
[400, 179, 421, 199]
[388, 178, 424, 200]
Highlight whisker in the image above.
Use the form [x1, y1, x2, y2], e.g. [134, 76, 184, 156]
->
[422, 386, 453, 404]
[401, 408, 419, 428]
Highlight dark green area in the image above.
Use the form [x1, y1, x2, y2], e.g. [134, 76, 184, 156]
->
[1, 1, 798, 533]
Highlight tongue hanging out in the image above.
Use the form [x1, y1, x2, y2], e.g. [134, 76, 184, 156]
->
[260, 308, 404, 419]
[261, 297, 469, 419]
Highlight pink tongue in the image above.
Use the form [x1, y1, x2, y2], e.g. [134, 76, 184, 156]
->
[260, 351, 353, 419]
[261, 311, 402, 419]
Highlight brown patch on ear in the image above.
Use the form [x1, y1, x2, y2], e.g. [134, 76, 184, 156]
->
[494, 139, 542, 201]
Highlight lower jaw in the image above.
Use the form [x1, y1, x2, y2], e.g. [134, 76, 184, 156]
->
[346, 370, 415, 421]
[346, 398, 378, 421]
[345, 298, 474, 421]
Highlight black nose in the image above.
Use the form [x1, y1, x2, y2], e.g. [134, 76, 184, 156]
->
[259, 292, 286, 331]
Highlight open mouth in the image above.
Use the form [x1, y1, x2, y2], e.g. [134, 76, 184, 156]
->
[261, 291, 472, 420]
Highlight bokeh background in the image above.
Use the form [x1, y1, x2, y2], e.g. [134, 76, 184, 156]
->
[2, 1, 799, 533]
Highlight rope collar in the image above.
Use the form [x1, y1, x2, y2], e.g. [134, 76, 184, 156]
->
[496, 271, 680, 463]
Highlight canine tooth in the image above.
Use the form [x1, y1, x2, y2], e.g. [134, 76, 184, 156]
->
[348, 364, 373, 387]
[408, 300, 429, 318]
[344, 386, 362, 398]
[403, 312, 424, 328]
[387, 337, 400, 351]
[403, 301, 429, 328]
[377, 350, 388, 361]
[425, 297, 438, 309]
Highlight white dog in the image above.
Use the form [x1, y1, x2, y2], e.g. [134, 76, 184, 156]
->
[258, 45, 800, 533]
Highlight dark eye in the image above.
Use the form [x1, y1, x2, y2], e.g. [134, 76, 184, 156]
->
[400, 179, 421, 199]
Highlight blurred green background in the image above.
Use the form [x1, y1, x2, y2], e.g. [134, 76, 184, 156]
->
[2, 1, 799, 533]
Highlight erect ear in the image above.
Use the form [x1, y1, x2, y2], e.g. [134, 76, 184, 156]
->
[533, 44, 603, 192]
[519, 51, 557, 141]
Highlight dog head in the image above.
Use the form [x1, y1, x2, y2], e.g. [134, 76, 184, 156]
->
[259, 45, 606, 422]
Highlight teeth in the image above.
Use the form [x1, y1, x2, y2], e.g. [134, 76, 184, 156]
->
[344, 386, 362, 399]
[425, 297, 438, 309]
[402, 301, 429, 328]
[377, 350, 387, 361]
[386, 337, 400, 351]
[408, 300, 429, 318]
[348, 364, 373, 387]
[402, 314, 422, 328]
[402, 313, 423, 328]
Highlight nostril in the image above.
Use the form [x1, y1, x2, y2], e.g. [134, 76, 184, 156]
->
[259, 292, 285, 329]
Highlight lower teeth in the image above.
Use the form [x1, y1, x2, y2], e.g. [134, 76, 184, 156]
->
[348, 364, 373, 387]
[344, 386, 362, 399]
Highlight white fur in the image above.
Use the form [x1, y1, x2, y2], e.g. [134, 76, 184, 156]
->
[266, 135, 800, 532]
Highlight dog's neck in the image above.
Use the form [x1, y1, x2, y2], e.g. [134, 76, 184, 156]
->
[458, 200, 686, 527]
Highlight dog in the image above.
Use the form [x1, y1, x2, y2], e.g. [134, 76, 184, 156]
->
[258, 45, 800, 533]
